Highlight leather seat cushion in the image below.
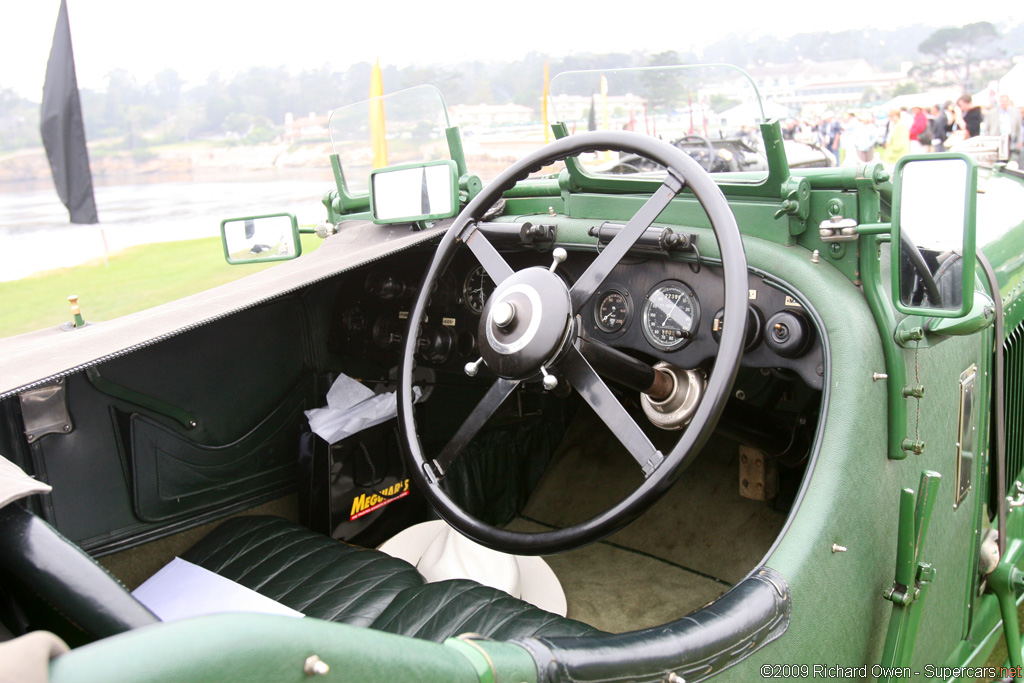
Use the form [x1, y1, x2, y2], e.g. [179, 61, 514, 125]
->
[371, 579, 603, 640]
[182, 516, 599, 641]
[181, 516, 424, 627]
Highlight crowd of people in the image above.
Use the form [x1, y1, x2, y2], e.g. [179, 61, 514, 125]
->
[781, 94, 1024, 167]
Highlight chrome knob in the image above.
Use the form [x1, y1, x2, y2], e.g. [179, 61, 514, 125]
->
[540, 366, 558, 391]
[464, 357, 484, 377]
[492, 301, 516, 328]
[549, 247, 567, 273]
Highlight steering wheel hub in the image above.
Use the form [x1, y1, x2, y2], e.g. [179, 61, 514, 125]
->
[479, 267, 571, 379]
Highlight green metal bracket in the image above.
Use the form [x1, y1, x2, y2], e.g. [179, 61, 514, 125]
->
[329, 154, 371, 214]
[85, 368, 196, 429]
[895, 321, 925, 346]
[459, 174, 483, 203]
[892, 290, 995, 349]
[879, 471, 941, 681]
[776, 176, 810, 235]
[860, 234, 912, 460]
[446, 126, 468, 178]
[321, 190, 339, 224]
[926, 290, 996, 337]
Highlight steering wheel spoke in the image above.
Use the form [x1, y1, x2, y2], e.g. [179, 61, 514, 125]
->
[464, 224, 514, 285]
[430, 377, 521, 480]
[568, 171, 685, 313]
[560, 347, 664, 477]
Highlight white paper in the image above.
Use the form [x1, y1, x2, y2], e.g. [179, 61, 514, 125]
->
[132, 557, 304, 622]
[304, 374, 422, 444]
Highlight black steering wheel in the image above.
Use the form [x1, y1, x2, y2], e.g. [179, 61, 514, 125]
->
[398, 131, 748, 555]
[674, 134, 718, 172]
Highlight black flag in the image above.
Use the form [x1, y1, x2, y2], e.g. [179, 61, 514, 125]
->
[41, 0, 98, 224]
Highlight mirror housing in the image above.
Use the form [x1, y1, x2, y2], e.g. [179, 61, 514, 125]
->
[221, 213, 302, 265]
[369, 160, 459, 225]
[891, 153, 977, 318]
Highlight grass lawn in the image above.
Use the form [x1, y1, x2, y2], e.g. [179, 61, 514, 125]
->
[0, 234, 322, 339]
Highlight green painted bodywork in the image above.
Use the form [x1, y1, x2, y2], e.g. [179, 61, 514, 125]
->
[49, 614, 538, 683]
[36, 101, 1024, 680]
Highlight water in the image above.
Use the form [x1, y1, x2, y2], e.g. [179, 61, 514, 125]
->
[0, 178, 335, 282]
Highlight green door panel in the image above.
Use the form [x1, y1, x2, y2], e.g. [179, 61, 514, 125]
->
[29, 293, 320, 552]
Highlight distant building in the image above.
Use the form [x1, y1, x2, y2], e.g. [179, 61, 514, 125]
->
[449, 103, 535, 127]
[283, 112, 330, 143]
[702, 60, 911, 113]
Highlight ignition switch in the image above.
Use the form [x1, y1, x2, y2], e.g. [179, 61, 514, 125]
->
[764, 311, 813, 358]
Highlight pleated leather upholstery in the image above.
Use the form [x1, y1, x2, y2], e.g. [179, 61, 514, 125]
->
[182, 516, 599, 641]
[371, 579, 603, 640]
[182, 516, 423, 627]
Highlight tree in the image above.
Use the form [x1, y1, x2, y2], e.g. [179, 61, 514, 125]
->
[640, 51, 688, 115]
[916, 22, 1006, 91]
[0, 88, 41, 151]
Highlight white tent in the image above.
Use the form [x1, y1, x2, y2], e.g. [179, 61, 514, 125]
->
[882, 88, 961, 113]
[974, 61, 1024, 106]
[717, 100, 791, 128]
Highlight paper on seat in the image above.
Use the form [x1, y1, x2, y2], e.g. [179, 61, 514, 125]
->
[132, 557, 304, 622]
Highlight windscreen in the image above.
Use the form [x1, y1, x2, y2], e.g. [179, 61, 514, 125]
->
[548, 64, 773, 179]
[329, 85, 452, 195]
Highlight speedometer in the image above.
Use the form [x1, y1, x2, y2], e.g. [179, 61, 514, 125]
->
[642, 281, 699, 351]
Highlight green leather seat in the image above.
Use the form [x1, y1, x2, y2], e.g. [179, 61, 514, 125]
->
[181, 516, 600, 642]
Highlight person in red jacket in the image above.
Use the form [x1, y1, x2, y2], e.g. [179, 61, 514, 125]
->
[909, 106, 928, 152]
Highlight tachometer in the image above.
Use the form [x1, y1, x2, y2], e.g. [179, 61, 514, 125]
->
[595, 290, 629, 333]
[642, 281, 699, 351]
[462, 265, 494, 314]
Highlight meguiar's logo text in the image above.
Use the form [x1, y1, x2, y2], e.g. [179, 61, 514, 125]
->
[350, 479, 411, 520]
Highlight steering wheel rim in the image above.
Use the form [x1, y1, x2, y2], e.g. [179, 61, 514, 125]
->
[398, 131, 748, 555]
[675, 134, 717, 172]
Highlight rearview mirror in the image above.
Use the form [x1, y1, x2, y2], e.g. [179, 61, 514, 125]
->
[221, 213, 301, 265]
[891, 154, 977, 318]
[369, 160, 459, 225]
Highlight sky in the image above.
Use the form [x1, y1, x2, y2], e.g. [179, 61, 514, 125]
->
[2, 1, 1022, 100]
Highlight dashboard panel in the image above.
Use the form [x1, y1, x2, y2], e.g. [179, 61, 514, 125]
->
[327, 246, 824, 390]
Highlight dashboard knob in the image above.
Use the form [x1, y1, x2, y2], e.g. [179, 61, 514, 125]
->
[764, 311, 813, 358]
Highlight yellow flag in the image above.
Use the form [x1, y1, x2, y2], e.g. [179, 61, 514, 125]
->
[370, 59, 388, 169]
[599, 74, 610, 161]
[542, 61, 551, 144]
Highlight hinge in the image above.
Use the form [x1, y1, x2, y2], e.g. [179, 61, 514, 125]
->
[20, 379, 72, 443]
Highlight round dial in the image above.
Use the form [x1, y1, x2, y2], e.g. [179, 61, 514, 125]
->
[642, 281, 699, 350]
[462, 266, 494, 314]
[596, 290, 629, 333]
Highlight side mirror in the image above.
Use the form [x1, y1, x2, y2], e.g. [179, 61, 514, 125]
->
[369, 160, 459, 225]
[221, 213, 302, 265]
[891, 154, 977, 318]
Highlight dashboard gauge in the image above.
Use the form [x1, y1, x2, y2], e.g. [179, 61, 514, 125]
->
[428, 272, 457, 308]
[642, 281, 699, 351]
[462, 265, 494, 314]
[595, 290, 629, 333]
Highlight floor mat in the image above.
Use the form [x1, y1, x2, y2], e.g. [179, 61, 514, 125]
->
[521, 406, 787, 586]
[506, 517, 729, 633]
